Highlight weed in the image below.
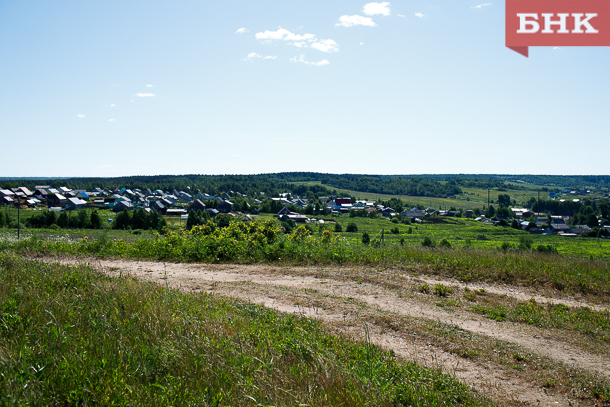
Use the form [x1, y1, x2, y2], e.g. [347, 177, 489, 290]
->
[433, 284, 452, 297]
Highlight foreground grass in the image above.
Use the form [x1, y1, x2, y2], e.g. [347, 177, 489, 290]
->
[0, 254, 489, 406]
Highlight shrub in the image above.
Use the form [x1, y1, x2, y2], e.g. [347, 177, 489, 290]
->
[439, 238, 451, 248]
[361, 231, 370, 245]
[536, 244, 558, 254]
[400, 237, 405, 246]
[433, 284, 452, 297]
[499, 242, 512, 251]
[346, 222, 358, 233]
[281, 221, 293, 234]
[334, 223, 343, 232]
[421, 237, 435, 247]
[417, 284, 430, 294]
[518, 236, 533, 250]
[390, 227, 399, 234]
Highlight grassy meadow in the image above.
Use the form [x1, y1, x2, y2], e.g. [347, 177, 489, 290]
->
[0, 253, 490, 406]
[290, 181, 556, 210]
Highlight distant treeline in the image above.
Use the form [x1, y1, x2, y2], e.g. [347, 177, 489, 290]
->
[417, 174, 610, 190]
[0, 173, 461, 198]
[2, 173, 609, 198]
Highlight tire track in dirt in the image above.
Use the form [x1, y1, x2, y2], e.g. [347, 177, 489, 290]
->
[41, 256, 609, 406]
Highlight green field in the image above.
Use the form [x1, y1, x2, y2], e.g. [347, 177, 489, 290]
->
[291, 180, 597, 210]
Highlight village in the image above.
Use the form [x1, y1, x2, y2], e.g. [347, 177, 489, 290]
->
[1, 184, 608, 238]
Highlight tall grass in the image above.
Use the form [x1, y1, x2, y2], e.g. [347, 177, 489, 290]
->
[0, 254, 489, 406]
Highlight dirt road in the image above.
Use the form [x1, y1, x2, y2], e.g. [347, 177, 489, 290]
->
[43, 256, 610, 407]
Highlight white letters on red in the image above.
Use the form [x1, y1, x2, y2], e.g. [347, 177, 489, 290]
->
[572, 13, 599, 33]
[516, 13, 598, 33]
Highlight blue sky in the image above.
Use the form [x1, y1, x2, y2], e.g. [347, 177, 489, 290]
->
[1, 1, 609, 177]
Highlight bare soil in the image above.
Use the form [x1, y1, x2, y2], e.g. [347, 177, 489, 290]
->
[38, 256, 610, 407]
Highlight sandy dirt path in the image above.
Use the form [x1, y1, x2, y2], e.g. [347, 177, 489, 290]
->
[41, 256, 610, 406]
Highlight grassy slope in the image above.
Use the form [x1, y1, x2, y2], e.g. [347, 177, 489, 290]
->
[0, 254, 489, 406]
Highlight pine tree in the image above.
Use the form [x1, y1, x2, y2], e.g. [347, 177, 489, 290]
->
[57, 212, 69, 228]
[90, 210, 102, 229]
[114, 210, 131, 230]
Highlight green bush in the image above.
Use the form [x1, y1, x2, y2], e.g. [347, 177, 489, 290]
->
[499, 242, 512, 251]
[346, 222, 358, 233]
[362, 231, 370, 245]
[439, 239, 451, 248]
[518, 236, 533, 250]
[421, 237, 435, 247]
[536, 244, 558, 254]
[334, 223, 343, 232]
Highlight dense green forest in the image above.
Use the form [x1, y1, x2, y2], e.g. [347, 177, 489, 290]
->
[2, 173, 609, 198]
[0, 173, 462, 198]
[417, 174, 610, 190]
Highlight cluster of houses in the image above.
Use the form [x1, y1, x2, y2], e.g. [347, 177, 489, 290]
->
[0, 186, 235, 217]
[548, 189, 590, 199]
[2, 185, 607, 237]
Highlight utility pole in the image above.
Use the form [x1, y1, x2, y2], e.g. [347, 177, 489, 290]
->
[17, 196, 20, 239]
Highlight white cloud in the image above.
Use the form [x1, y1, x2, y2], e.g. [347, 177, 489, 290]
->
[397, 14, 405, 17]
[310, 39, 339, 53]
[363, 2, 391, 16]
[290, 54, 330, 66]
[245, 53, 277, 61]
[146, 84, 155, 87]
[360, 42, 364, 46]
[414, 12, 425, 18]
[110, 104, 115, 107]
[336, 15, 377, 27]
[235, 27, 248, 34]
[136, 93, 155, 97]
[76, 114, 85, 118]
[255, 28, 316, 42]
[255, 27, 338, 53]
[471, 3, 492, 9]
[108, 119, 115, 122]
